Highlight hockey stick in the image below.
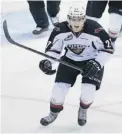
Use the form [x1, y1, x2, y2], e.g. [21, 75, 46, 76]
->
[3, 20, 83, 73]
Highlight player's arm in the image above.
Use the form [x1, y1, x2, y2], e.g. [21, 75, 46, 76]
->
[82, 25, 114, 78]
[39, 26, 64, 75]
[45, 27, 64, 62]
[94, 27, 114, 68]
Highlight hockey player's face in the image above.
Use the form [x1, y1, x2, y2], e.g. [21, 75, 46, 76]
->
[69, 16, 85, 32]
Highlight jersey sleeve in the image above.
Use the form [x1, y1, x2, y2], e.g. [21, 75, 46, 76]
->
[45, 26, 64, 63]
[93, 23, 114, 67]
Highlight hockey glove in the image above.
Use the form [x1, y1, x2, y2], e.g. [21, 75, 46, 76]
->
[39, 59, 56, 75]
[82, 59, 101, 78]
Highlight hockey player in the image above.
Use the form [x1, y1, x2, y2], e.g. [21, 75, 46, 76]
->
[39, 5, 114, 126]
[86, 1, 122, 44]
[27, 0, 61, 35]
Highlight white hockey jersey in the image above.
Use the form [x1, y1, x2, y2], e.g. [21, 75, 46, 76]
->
[45, 19, 114, 67]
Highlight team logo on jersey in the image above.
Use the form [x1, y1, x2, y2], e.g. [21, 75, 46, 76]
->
[67, 44, 86, 54]
[64, 34, 73, 41]
[94, 27, 103, 33]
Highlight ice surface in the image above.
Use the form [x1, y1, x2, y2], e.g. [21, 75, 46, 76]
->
[1, 0, 122, 133]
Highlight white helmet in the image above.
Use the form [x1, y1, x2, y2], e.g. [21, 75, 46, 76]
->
[67, 5, 86, 32]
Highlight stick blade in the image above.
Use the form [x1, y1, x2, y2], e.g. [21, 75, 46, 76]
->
[3, 20, 21, 46]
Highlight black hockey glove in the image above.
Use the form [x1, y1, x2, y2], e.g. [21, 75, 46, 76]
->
[39, 59, 56, 75]
[82, 59, 101, 78]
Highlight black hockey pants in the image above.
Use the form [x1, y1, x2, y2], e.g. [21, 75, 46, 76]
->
[86, 1, 122, 19]
[27, 0, 61, 28]
[86, 1, 108, 19]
